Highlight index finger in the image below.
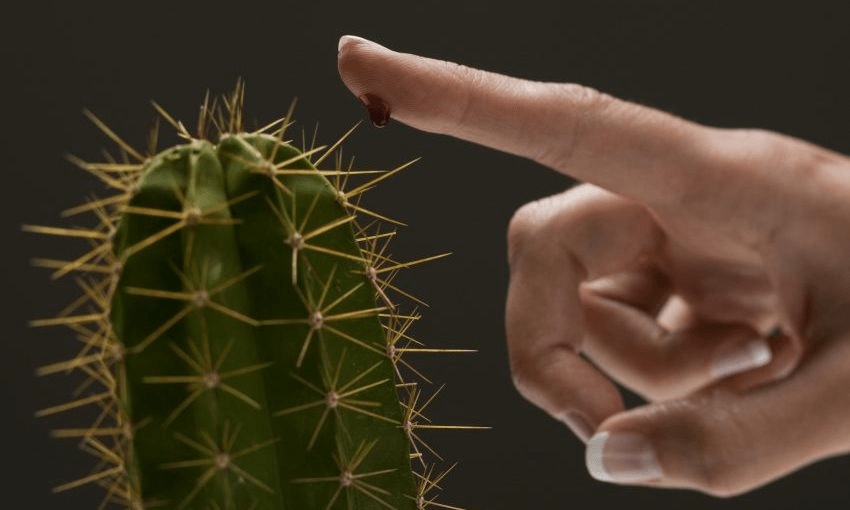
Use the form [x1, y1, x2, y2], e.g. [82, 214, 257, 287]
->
[337, 35, 723, 206]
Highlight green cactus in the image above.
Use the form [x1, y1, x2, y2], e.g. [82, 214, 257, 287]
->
[26, 82, 482, 509]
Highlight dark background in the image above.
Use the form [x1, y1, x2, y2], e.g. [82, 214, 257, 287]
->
[4, 0, 850, 508]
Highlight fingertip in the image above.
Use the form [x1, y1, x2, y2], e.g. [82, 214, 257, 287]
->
[337, 34, 382, 55]
[338, 34, 365, 53]
[560, 410, 594, 443]
[586, 431, 613, 481]
[705, 325, 802, 393]
[337, 34, 378, 93]
[710, 337, 773, 379]
[589, 405, 680, 487]
[337, 35, 398, 125]
[585, 430, 662, 484]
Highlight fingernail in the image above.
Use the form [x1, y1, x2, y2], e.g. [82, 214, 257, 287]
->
[358, 93, 391, 127]
[338, 34, 373, 53]
[561, 411, 593, 443]
[711, 338, 772, 379]
[586, 431, 662, 483]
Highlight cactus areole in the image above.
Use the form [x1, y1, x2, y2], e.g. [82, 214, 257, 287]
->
[27, 82, 482, 509]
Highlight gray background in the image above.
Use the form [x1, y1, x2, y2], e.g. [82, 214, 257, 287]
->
[4, 0, 850, 508]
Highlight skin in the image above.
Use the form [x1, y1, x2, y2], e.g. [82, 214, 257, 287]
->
[337, 35, 850, 497]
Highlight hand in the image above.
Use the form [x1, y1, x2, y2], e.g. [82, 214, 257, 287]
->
[337, 35, 850, 497]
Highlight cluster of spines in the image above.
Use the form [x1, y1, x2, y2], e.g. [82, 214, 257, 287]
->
[26, 82, 486, 510]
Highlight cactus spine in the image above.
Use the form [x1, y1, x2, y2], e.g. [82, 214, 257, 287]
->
[27, 82, 482, 509]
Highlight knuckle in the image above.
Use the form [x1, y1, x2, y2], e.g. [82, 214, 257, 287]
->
[506, 185, 598, 269]
[535, 84, 614, 169]
[694, 462, 740, 498]
[550, 83, 613, 117]
[508, 346, 568, 411]
[508, 353, 538, 401]
[441, 61, 488, 129]
[750, 129, 844, 185]
[442, 59, 482, 82]
[731, 127, 790, 153]
[721, 127, 830, 178]
[711, 127, 845, 249]
[717, 128, 789, 174]
[563, 83, 612, 112]
[506, 200, 543, 266]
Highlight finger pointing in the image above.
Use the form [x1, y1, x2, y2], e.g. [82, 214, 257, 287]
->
[338, 35, 722, 206]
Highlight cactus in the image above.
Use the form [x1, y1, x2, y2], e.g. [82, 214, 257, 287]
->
[26, 81, 484, 510]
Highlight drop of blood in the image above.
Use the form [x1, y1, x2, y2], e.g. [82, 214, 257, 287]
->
[358, 93, 391, 128]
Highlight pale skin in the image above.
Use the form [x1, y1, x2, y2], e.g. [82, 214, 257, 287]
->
[337, 35, 850, 497]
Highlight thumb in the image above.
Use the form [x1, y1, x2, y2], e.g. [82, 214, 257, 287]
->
[584, 336, 850, 497]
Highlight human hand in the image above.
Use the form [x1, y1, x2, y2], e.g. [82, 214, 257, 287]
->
[337, 35, 850, 497]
